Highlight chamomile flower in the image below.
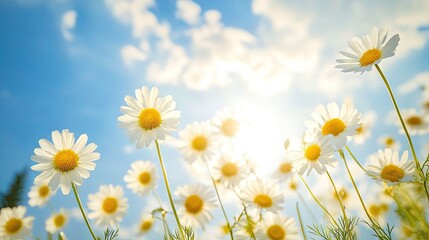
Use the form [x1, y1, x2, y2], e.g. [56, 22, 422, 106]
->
[28, 181, 55, 207]
[124, 160, 158, 196]
[289, 132, 336, 176]
[45, 209, 69, 234]
[177, 121, 219, 163]
[366, 149, 416, 185]
[118, 86, 180, 148]
[31, 129, 100, 195]
[353, 111, 376, 144]
[0, 206, 34, 239]
[307, 102, 361, 149]
[255, 213, 299, 240]
[273, 159, 294, 180]
[211, 153, 249, 187]
[336, 27, 400, 73]
[212, 106, 243, 144]
[398, 109, 429, 135]
[175, 183, 217, 228]
[88, 185, 128, 228]
[240, 179, 285, 213]
[137, 214, 155, 235]
[378, 135, 400, 150]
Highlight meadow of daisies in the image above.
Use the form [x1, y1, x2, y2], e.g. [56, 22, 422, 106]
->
[1, 27, 429, 240]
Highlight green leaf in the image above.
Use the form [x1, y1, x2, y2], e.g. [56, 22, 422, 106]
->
[0, 168, 27, 209]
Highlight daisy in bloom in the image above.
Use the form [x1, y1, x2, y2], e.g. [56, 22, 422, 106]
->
[88, 185, 128, 228]
[118, 86, 180, 148]
[353, 111, 376, 145]
[0, 206, 34, 239]
[211, 153, 249, 188]
[137, 214, 155, 235]
[378, 135, 400, 150]
[177, 121, 219, 164]
[336, 27, 400, 73]
[273, 159, 294, 180]
[45, 209, 69, 234]
[366, 149, 416, 185]
[31, 129, 100, 195]
[212, 106, 243, 145]
[288, 132, 336, 176]
[307, 102, 361, 149]
[233, 216, 257, 240]
[175, 183, 217, 228]
[240, 179, 285, 213]
[28, 181, 55, 207]
[124, 160, 158, 196]
[255, 213, 299, 240]
[397, 109, 429, 135]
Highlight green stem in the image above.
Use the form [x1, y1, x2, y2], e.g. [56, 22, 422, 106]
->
[297, 174, 339, 228]
[153, 191, 171, 238]
[155, 140, 185, 240]
[71, 183, 97, 240]
[326, 171, 349, 228]
[204, 160, 234, 240]
[297, 190, 317, 221]
[242, 203, 257, 240]
[296, 203, 308, 240]
[345, 146, 366, 172]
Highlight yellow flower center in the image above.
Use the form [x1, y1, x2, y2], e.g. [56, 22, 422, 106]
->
[380, 164, 404, 182]
[384, 137, 395, 146]
[5, 218, 22, 234]
[140, 220, 153, 232]
[191, 135, 208, 151]
[304, 144, 321, 161]
[279, 162, 292, 174]
[221, 162, 238, 177]
[185, 195, 204, 214]
[139, 172, 151, 185]
[54, 214, 66, 228]
[369, 203, 388, 218]
[406, 116, 423, 126]
[221, 224, 230, 235]
[138, 108, 162, 130]
[53, 149, 79, 172]
[102, 197, 119, 214]
[38, 185, 50, 197]
[356, 126, 363, 134]
[221, 119, 240, 137]
[289, 181, 297, 190]
[267, 224, 285, 240]
[333, 188, 348, 201]
[359, 48, 382, 67]
[254, 194, 273, 208]
[322, 118, 346, 136]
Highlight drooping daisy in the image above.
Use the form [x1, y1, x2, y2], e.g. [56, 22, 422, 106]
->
[0, 206, 34, 239]
[377, 135, 400, 150]
[353, 111, 376, 144]
[175, 183, 217, 228]
[211, 153, 249, 188]
[366, 149, 416, 185]
[45, 209, 69, 234]
[31, 129, 100, 195]
[336, 27, 400, 73]
[137, 214, 155, 235]
[306, 102, 361, 149]
[88, 185, 128, 228]
[398, 109, 429, 135]
[288, 132, 336, 176]
[177, 121, 219, 164]
[118, 86, 180, 148]
[28, 181, 55, 207]
[124, 160, 158, 196]
[212, 106, 243, 144]
[240, 180, 285, 213]
[233, 216, 257, 240]
[255, 213, 299, 240]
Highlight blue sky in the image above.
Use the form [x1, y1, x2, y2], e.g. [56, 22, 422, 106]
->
[1, 0, 429, 239]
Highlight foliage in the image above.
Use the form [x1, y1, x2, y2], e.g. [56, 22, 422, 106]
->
[0, 168, 27, 209]
[309, 217, 359, 240]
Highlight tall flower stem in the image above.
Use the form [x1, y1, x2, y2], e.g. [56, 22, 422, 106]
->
[71, 183, 97, 240]
[204, 161, 234, 240]
[296, 203, 308, 240]
[326, 171, 349, 228]
[155, 140, 185, 240]
[345, 146, 365, 172]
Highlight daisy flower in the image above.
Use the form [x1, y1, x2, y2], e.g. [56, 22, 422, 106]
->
[28, 181, 55, 207]
[377, 135, 400, 150]
[397, 109, 429, 135]
[118, 86, 180, 148]
[31, 129, 100, 195]
[307, 102, 361, 149]
[88, 185, 128, 228]
[336, 27, 400, 73]
[212, 106, 243, 144]
[255, 213, 299, 240]
[233, 216, 257, 240]
[177, 121, 219, 164]
[353, 111, 376, 145]
[273, 159, 294, 180]
[366, 149, 416, 185]
[211, 153, 249, 187]
[240, 179, 285, 213]
[175, 183, 217, 228]
[289, 132, 336, 176]
[124, 160, 158, 196]
[137, 214, 155, 235]
[0, 206, 34, 239]
[45, 209, 69, 234]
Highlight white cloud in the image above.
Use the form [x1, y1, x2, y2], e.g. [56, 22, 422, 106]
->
[61, 10, 77, 41]
[121, 44, 147, 66]
[398, 71, 429, 94]
[176, 0, 201, 25]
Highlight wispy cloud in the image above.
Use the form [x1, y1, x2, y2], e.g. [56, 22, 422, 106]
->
[175, 0, 201, 25]
[61, 10, 77, 42]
